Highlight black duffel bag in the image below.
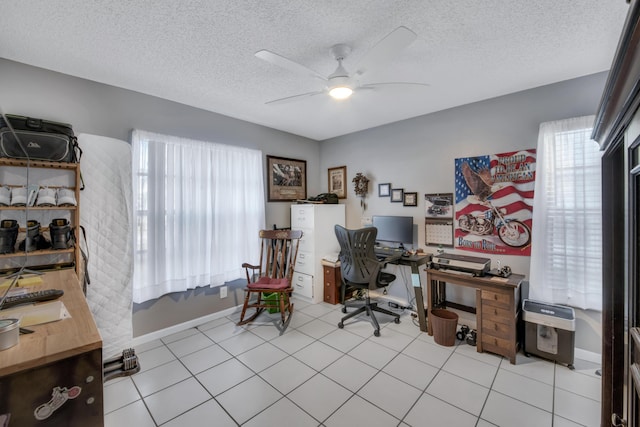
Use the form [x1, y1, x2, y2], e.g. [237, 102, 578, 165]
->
[0, 114, 81, 163]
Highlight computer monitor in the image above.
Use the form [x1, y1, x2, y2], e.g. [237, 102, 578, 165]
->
[371, 215, 413, 247]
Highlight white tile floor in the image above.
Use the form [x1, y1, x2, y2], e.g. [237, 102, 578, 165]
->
[104, 299, 602, 427]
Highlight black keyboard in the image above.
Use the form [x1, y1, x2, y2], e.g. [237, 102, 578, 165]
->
[374, 246, 404, 257]
[0, 289, 64, 309]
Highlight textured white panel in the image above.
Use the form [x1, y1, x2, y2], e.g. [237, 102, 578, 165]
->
[78, 133, 133, 360]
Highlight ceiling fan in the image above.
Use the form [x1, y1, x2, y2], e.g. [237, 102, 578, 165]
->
[255, 26, 428, 105]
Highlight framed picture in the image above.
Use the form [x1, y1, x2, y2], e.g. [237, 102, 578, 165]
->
[403, 192, 418, 206]
[378, 183, 391, 197]
[391, 188, 404, 202]
[328, 166, 347, 199]
[267, 155, 307, 202]
[425, 193, 454, 218]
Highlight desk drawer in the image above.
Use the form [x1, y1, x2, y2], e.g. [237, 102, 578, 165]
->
[291, 206, 314, 228]
[481, 334, 514, 355]
[481, 319, 513, 341]
[296, 228, 314, 251]
[481, 290, 511, 309]
[295, 250, 314, 275]
[482, 305, 513, 324]
[292, 272, 313, 299]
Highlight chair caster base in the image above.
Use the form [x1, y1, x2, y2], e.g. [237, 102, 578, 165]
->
[394, 317, 400, 324]
[374, 329, 380, 337]
[338, 322, 344, 329]
[341, 307, 347, 313]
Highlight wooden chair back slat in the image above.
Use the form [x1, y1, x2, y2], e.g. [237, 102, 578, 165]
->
[256, 229, 303, 283]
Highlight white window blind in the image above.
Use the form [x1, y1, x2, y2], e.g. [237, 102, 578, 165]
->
[529, 115, 602, 310]
[132, 130, 265, 303]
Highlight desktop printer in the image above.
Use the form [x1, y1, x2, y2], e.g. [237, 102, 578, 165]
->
[431, 253, 490, 276]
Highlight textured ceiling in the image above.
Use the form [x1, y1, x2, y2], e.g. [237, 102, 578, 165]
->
[0, 1, 631, 141]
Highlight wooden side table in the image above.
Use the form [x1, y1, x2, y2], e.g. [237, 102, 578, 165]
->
[426, 268, 523, 364]
[322, 260, 342, 304]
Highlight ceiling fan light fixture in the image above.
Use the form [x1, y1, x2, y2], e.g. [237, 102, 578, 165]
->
[329, 86, 353, 99]
[328, 73, 353, 99]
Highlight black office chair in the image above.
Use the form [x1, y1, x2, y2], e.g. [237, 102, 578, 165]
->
[335, 225, 400, 336]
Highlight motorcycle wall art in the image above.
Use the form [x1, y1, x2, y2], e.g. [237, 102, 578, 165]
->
[454, 150, 536, 256]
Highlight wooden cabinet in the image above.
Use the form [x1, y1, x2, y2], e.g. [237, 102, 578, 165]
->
[322, 261, 342, 304]
[591, 2, 640, 424]
[477, 286, 520, 364]
[0, 158, 81, 276]
[291, 204, 345, 303]
[0, 270, 103, 426]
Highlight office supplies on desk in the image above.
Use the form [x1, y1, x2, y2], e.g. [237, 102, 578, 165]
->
[322, 252, 340, 263]
[0, 289, 63, 309]
[0, 275, 43, 290]
[0, 318, 19, 350]
[374, 246, 404, 262]
[0, 300, 70, 327]
[431, 252, 490, 276]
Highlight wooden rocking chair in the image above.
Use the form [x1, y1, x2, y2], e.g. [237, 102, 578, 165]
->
[237, 229, 303, 331]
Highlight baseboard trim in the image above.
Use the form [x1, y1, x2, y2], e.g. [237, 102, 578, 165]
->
[574, 348, 601, 365]
[132, 305, 239, 347]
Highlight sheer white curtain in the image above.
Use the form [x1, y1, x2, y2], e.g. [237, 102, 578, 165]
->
[529, 115, 602, 310]
[132, 130, 265, 303]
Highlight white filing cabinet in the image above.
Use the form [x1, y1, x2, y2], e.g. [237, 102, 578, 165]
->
[291, 204, 345, 303]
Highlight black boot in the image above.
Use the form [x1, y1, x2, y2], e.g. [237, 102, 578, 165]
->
[19, 220, 50, 252]
[49, 218, 72, 250]
[0, 219, 18, 254]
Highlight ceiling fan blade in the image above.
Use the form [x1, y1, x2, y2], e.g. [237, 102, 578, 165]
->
[265, 90, 325, 105]
[360, 82, 430, 90]
[353, 26, 417, 77]
[256, 50, 327, 82]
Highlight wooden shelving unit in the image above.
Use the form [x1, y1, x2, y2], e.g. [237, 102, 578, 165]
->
[0, 157, 81, 275]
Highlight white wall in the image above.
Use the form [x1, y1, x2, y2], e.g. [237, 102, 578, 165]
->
[0, 58, 605, 355]
[320, 72, 607, 355]
[0, 58, 320, 336]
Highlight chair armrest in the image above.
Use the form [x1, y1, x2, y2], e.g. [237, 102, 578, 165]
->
[242, 263, 260, 283]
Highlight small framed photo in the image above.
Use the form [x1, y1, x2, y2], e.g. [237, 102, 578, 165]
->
[267, 155, 307, 202]
[390, 188, 404, 202]
[378, 183, 391, 197]
[425, 193, 454, 218]
[328, 166, 347, 199]
[403, 192, 418, 207]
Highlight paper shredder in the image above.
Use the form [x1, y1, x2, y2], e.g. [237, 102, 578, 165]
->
[522, 299, 575, 369]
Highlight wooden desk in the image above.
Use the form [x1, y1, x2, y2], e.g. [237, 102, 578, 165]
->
[0, 269, 103, 426]
[426, 268, 523, 364]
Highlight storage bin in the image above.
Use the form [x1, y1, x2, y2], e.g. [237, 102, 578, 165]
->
[429, 309, 458, 346]
[522, 299, 575, 369]
[263, 292, 287, 313]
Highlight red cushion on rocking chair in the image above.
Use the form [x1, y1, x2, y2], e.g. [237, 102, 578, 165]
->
[247, 277, 290, 290]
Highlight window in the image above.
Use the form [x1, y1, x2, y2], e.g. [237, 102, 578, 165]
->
[529, 115, 602, 310]
[132, 130, 265, 303]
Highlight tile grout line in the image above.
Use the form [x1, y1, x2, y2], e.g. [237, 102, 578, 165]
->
[106, 303, 600, 426]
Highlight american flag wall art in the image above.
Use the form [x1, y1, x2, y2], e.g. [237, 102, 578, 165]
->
[454, 149, 536, 256]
